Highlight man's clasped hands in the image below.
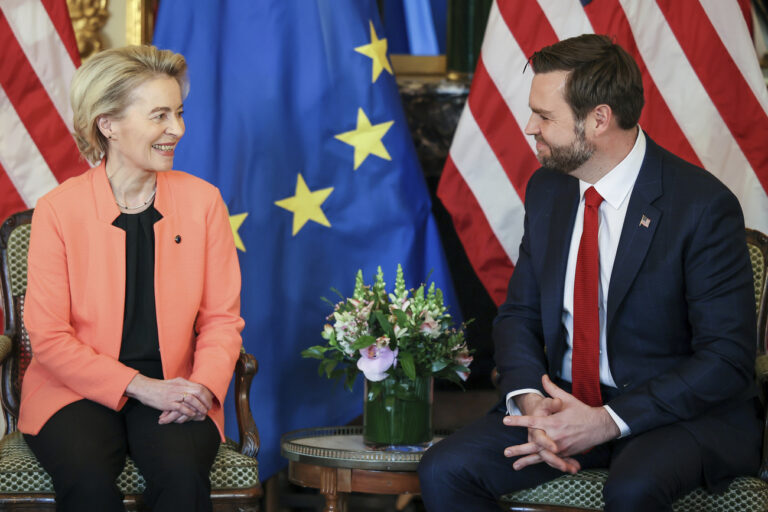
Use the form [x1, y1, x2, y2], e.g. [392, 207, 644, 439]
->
[502, 375, 620, 474]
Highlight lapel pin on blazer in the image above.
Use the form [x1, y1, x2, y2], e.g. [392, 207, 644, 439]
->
[639, 215, 651, 228]
[174, 235, 182, 243]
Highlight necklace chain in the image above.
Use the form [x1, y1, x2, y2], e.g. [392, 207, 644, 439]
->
[115, 188, 157, 210]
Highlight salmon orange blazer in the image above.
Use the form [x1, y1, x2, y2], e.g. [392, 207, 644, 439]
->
[20, 161, 245, 440]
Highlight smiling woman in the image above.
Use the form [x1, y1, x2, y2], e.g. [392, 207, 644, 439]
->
[97, 75, 185, 209]
[19, 45, 244, 512]
[70, 46, 188, 162]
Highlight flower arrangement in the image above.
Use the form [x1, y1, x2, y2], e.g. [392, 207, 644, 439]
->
[302, 265, 473, 390]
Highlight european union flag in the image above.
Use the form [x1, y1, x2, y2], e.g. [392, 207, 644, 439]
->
[153, 0, 459, 479]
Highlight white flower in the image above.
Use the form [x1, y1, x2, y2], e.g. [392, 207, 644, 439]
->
[419, 313, 441, 338]
[338, 339, 355, 356]
[333, 311, 361, 343]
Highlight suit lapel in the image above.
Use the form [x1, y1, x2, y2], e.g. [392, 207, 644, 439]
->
[607, 137, 664, 331]
[541, 176, 580, 341]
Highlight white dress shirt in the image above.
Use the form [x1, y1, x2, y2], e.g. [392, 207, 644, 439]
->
[506, 129, 646, 439]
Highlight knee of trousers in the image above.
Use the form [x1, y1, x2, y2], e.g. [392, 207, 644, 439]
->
[418, 439, 479, 493]
[603, 472, 670, 510]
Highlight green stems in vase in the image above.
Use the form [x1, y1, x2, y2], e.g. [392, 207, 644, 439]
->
[364, 376, 433, 448]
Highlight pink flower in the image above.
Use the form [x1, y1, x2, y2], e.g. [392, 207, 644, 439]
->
[455, 350, 473, 381]
[357, 343, 398, 382]
[420, 313, 441, 338]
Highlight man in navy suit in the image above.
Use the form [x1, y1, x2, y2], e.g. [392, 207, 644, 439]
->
[418, 34, 762, 511]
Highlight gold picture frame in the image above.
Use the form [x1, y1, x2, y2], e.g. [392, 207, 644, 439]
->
[125, 0, 155, 46]
[66, 0, 109, 59]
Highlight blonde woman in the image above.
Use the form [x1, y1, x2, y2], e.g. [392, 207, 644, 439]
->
[20, 46, 244, 511]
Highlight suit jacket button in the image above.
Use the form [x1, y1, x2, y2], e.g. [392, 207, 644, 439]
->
[174, 235, 181, 243]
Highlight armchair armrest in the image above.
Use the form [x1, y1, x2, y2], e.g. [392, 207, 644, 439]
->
[761, 415, 768, 482]
[234, 349, 260, 458]
[756, 355, 768, 482]
[757, 354, 768, 404]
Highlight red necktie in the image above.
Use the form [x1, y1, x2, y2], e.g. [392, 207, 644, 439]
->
[572, 187, 604, 407]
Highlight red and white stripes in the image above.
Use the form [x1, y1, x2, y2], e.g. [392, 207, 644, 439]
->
[438, 0, 768, 305]
[0, 0, 86, 224]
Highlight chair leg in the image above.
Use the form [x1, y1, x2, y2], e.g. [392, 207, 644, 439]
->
[264, 474, 280, 512]
[396, 493, 416, 510]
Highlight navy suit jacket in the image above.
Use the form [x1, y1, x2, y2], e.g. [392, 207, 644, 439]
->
[493, 134, 761, 487]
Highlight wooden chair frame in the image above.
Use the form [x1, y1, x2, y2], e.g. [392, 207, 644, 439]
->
[748, 228, 768, 483]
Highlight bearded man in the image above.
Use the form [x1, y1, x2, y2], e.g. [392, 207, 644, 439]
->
[418, 34, 761, 512]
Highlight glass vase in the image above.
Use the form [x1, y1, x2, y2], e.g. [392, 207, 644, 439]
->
[363, 375, 433, 449]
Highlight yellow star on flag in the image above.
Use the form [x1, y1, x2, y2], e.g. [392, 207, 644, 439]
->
[274, 173, 334, 236]
[229, 212, 248, 252]
[355, 20, 393, 83]
[334, 108, 394, 170]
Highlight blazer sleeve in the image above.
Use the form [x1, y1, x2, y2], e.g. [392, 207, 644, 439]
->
[188, 191, 245, 407]
[492, 177, 549, 397]
[607, 187, 757, 434]
[25, 197, 139, 411]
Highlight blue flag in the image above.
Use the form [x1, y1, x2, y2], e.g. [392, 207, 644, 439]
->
[153, 0, 459, 480]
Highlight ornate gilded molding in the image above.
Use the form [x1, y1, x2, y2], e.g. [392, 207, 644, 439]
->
[126, 0, 154, 46]
[66, 0, 109, 60]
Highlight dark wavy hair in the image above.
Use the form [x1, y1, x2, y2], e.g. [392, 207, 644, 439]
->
[529, 34, 644, 129]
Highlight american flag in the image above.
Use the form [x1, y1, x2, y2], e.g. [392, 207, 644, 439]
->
[438, 0, 768, 306]
[0, 0, 87, 226]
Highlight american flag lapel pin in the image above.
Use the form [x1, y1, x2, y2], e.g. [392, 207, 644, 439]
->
[640, 215, 651, 228]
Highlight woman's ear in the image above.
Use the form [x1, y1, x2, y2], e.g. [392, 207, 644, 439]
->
[97, 116, 112, 139]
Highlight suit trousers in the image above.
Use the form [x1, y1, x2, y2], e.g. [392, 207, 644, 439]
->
[24, 398, 220, 512]
[418, 407, 714, 512]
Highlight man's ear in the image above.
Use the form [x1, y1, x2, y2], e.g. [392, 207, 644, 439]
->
[591, 104, 612, 135]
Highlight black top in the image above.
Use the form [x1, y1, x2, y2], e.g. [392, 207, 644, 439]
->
[112, 205, 164, 380]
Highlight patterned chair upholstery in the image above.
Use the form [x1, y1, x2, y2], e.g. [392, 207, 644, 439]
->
[499, 228, 768, 512]
[0, 210, 262, 511]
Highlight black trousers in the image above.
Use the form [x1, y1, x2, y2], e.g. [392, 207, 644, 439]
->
[418, 409, 710, 512]
[418, 394, 761, 512]
[24, 399, 220, 512]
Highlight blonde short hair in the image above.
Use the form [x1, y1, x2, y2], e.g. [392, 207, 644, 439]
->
[70, 45, 188, 162]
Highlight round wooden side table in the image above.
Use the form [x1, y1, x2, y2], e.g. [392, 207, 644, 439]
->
[281, 426, 445, 512]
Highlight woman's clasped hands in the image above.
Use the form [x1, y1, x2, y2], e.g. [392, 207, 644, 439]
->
[125, 374, 214, 424]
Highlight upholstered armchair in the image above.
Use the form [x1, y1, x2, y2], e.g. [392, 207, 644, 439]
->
[498, 228, 768, 511]
[0, 210, 262, 511]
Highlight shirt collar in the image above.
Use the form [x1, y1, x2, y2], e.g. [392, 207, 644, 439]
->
[579, 128, 646, 210]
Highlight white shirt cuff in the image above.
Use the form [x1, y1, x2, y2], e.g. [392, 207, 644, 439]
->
[506, 390, 630, 439]
[603, 405, 631, 438]
[505, 389, 543, 416]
